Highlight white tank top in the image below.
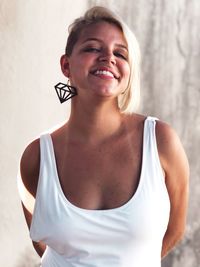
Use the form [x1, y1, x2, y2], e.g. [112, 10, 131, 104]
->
[30, 116, 170, 267]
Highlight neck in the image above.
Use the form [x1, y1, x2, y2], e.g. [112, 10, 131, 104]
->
[67, 98, 125, 144]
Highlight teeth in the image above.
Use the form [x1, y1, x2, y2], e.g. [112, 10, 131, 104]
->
[94, 70, 114, 78]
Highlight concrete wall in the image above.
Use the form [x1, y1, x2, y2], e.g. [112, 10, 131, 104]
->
[0, 0, 199, 266]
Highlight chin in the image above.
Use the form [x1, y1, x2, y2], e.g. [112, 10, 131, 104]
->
[92, 86, 118, 97]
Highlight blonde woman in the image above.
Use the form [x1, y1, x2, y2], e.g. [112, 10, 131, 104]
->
[19, 6, 189, 267]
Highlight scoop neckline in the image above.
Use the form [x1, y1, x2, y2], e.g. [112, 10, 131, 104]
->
[46, 117, 149, 214]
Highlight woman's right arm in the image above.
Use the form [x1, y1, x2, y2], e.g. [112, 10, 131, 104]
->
[19, 138, 46, 257]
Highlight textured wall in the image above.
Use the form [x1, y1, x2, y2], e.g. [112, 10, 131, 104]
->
[0, 1, 87, 266]
[89, 1, 200, 267]
[0, 0, 199, 266]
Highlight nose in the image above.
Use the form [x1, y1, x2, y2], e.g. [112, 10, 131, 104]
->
[98, 50, 116, 65]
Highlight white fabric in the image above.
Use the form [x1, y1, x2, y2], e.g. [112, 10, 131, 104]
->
[30, 116, 170, 267]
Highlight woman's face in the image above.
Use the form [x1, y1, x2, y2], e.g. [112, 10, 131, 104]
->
[62, 21, 130, 100]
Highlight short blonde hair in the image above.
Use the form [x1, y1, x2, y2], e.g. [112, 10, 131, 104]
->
[65, 6, 141, 114]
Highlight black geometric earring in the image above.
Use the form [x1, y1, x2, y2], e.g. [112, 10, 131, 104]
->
[54, 80, 77, 103]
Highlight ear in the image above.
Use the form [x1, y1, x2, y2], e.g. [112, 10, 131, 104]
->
[60, 54, 70, 78]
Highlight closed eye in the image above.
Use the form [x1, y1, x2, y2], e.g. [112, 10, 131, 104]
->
[114, 52, 128, 60]
[83, 47, 101, 53]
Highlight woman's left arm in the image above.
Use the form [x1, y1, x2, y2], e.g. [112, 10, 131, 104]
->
[156, 121, 189, 258]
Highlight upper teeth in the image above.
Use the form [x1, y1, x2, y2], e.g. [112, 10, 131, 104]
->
[94, 70, 114, 78]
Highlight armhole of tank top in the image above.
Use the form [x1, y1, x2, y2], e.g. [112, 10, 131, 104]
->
[29, 134, 46, 240]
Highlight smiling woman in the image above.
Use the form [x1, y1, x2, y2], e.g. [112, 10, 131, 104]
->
[65, 7, 141, 112]
[61, 21, 130, 99]
[18, 5, 189, 267]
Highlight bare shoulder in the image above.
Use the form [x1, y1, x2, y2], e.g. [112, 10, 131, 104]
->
[155, 120, 189, 170]
[155, 120, 189, 191]
[20, 138, 40, 197]
[155, 120, 180, 155]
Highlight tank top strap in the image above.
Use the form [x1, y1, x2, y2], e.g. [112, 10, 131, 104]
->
[32, 133, 54, 201]
[40, 133, 55, 169]
[144, 116, 159, 153]
[142, 116, 165, 185]
[30, 133, 58, 241]
[38, 133, 60, 196]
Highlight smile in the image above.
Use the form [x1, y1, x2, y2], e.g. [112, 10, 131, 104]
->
[91, 68, 119, 79]
[94, 70, 114, 78]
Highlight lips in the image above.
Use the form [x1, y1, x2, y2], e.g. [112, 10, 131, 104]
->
[94, 69, 114, 78]
[91, 67, 119, 79]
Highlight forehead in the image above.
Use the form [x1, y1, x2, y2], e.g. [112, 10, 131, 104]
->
[77, 21, 127, 46]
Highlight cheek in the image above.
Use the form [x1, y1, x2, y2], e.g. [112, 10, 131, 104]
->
[68, 61, 88, 87]
[70, 55, 92, 74]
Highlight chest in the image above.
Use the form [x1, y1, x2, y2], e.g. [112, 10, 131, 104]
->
[53, 131, 143, 210]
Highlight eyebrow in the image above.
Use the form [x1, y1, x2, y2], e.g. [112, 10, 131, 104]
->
[81, 38, 128, 51]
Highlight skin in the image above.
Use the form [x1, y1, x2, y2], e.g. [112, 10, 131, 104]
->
[19, 21, 189, 259]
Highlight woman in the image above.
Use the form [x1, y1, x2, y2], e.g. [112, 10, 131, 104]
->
[18, 6, 189, 267]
